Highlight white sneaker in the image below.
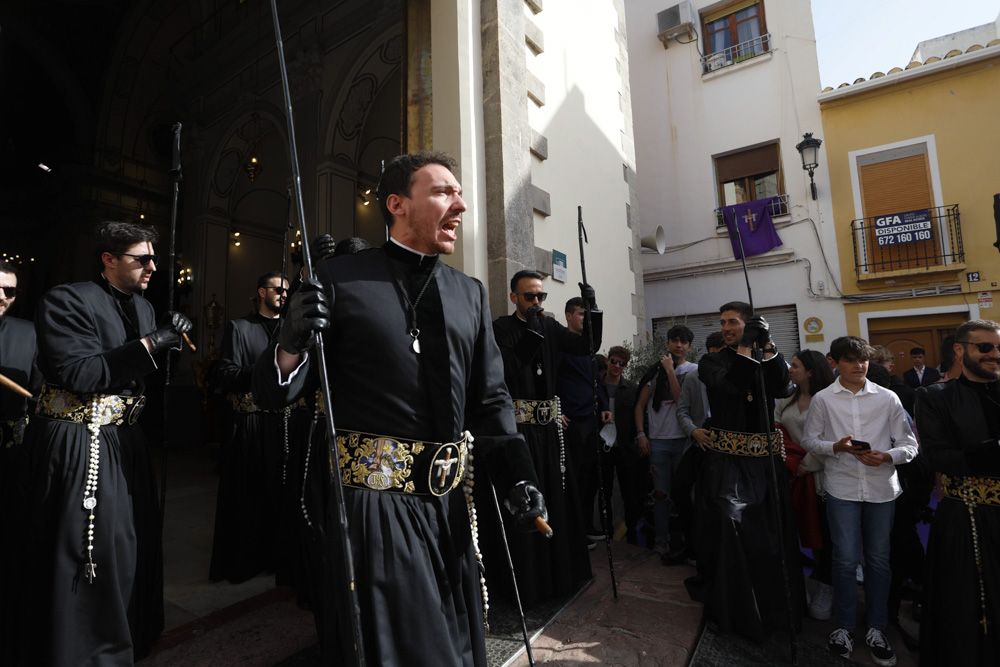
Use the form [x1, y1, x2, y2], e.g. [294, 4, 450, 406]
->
[808, 582, 833, 621]
[856, 563, 865, 584]
[828, 627, 854, 658]
[865, 627, 897, 666]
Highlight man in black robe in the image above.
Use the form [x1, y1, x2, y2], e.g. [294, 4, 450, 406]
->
[209, 271, 303, 584]
[0, 261, 42, 665]
[254, 152, 546, 666]
[486, 273, 598, 609]
[914, 319, 1000, 666]
[10, 221, 191, 666]
[693, 300, 803, 642]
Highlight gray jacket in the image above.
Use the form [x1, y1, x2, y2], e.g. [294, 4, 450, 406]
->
[676, 368, 709, 437]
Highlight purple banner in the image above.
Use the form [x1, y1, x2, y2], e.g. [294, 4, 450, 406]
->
[722, 197, 783, 259]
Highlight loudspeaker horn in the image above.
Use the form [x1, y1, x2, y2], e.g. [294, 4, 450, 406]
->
[640, 226, 666, 254]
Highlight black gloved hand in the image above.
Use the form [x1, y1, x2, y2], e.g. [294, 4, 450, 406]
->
[504, 481, 548, 529]
[740, 315, 770, 348]
[578, 282, 598, 311]
[278, 279, 330, 354]
[146, 311, 193, 354]
[312, 234, 337, 263]
[525, 305, 545, 335]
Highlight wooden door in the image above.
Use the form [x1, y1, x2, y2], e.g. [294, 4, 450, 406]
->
[858, 153, 939, 272]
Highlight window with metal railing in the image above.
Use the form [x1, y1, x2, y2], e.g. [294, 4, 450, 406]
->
[701, 0, 770, 74]
[715, 194, 789, 228]
[850, 204, 964, 275]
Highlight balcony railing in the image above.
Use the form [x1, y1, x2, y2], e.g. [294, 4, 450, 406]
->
[701, 33, 771, 74]
[715, 193, 789, 228]
[851, 204, 964, 276]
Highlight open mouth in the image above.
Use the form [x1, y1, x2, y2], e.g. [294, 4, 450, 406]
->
[441, 219, 460, 240]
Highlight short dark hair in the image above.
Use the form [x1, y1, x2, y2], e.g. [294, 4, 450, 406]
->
[939, 335, 957, 374]
[376, 152, 458, 227]
[95, 220, 159, 266]
[909, 347, 926, 356]
[565, 296, 586, 313]
[666, 324, 693, 343]
[705, 331, 726, 350]
[510, 270, 544, 293]
[719, 301, 753, 322]
[608, 345, 630, 363]
[829, 335, 874, 362]
[334, 237, 372, 257]
[0, 260, 18, 280]
[256, 271, 287, 290]
[955, 319, 1000, 343]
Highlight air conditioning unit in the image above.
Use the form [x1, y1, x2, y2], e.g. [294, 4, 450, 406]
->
[657, 1, 695, 48]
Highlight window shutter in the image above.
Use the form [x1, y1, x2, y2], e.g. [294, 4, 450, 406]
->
[653, 304, 800, 359]
[716, 143, 779, 183]
[859, 154, 932, 217]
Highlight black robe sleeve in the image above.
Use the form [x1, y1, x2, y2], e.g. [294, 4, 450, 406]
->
[914, 383, 1000, 476]
[466, 282, 536, 490]
[36, 285, 156, 392]
[215, 321, 252, 394]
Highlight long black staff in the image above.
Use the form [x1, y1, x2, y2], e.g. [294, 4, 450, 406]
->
[268, 2, 364, 664]
[577, 205, 619, 600]
[159, 121, 183, 522]
[729, 208, 798, 665]
[280, 188, 292, 305]
[489, 484, 535, 666]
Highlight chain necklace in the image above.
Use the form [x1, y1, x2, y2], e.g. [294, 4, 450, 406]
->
[387, 258, 437, 354]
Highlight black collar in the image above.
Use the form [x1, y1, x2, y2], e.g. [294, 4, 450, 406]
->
[383, 240, 439, 270]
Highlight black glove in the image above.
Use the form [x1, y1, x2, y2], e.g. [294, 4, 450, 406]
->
[740, 315, 770, 348]
[277, 279, 330, 354]
[312, 234, 337, 263]
[504, 481, 548, 529]
[578, 282, 598, 311]
[525, 305, 545, 335]
[146, 311, 193, 354]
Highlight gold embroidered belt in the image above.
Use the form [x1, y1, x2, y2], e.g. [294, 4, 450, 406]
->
[38, 385, 145, 427]
[230, 392, 308, 414]
[513, 398, 560, 426]
[2, 416, 28, 448]
[940, 474, 1000, 507]
[708, 428, 784, 458]
[336, 428, 469, 497]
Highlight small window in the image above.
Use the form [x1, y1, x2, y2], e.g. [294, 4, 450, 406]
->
[701, 0, 770, 72]
[713, 142, 787, 225]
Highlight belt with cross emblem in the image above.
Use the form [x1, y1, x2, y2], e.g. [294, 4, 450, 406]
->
[335, 428, 470, 496]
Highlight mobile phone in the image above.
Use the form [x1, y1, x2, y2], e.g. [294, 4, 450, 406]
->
[851, 440, 871, 451]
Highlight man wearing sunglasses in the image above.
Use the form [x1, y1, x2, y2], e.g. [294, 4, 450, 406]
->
[210, 272, 302, 587]
[485, 270, 602, 610]
[915, 319, 1000, 666]
[8, 221, 192, 665]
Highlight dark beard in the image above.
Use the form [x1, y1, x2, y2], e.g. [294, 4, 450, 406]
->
[963, 353, 1000, 381]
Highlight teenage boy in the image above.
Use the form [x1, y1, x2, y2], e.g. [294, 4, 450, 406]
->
[634, 325, 697, 557]
[802, 336, 918, 666]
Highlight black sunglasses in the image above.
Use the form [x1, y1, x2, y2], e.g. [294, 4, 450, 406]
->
[959, 340, 1000, 354]
[521, 292, 547, 302]
[0, 286, 17, 298]
[266, 286, 289, 294]
[118, 253, 159, 267]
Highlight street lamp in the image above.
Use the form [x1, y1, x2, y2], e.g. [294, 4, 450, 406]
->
[796, 132, 822, 200]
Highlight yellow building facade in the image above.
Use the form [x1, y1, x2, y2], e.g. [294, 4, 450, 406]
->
[819, 42, 1000, 373]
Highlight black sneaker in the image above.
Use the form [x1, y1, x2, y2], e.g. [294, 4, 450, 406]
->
[828, 627, 854, 658]
[865, 627, 897, 666]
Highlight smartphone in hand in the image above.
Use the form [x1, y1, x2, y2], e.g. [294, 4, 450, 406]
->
[851, 439, 871, 451]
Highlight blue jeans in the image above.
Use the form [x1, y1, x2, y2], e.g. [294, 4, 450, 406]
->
[650, 438, 688, 549]
[826, 495, 895, 631]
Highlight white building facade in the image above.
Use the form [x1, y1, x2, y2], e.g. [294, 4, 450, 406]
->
[625, 0, 846, 355]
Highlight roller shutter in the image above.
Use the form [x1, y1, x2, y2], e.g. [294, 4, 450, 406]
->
[653, 304, 801, 358]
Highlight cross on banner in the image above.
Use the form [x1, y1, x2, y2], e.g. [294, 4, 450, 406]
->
[743, 209, 758, 232]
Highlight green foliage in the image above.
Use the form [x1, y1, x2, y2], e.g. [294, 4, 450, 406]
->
[617, 332, 666, 385]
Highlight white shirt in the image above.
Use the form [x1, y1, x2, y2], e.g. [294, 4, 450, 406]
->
[801, 378, 918, 503]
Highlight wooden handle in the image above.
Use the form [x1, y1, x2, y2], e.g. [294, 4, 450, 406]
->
[182, 332, 197, 352]
[0, 372, 32, 399]
[534, 516, 553, 538]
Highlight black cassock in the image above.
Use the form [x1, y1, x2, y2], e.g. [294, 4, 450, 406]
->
[915, 377, 1000, 667]
[11, 279, 164, 666]
[0, 315, 41, 665]
[209, 312, 309, 585]
[696, 346, 803, 642]
[486, 314, 595, 609]
[253, 242, 536, 666]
